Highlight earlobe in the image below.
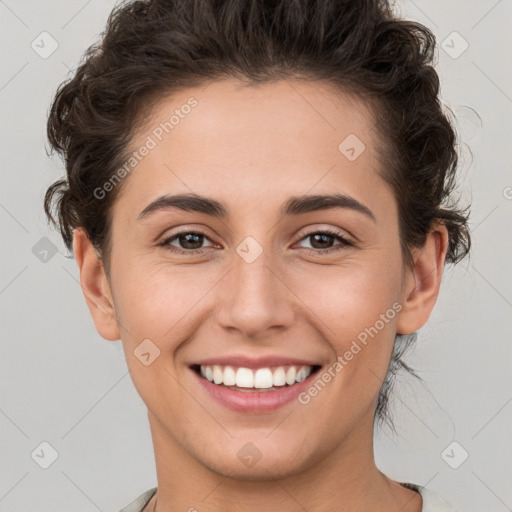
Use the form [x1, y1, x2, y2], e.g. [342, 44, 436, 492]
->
[396, 222, 449, 335]
[73, 228, 120, 341]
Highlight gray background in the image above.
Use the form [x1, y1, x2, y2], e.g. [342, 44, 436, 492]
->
[1, 0, 511, 511]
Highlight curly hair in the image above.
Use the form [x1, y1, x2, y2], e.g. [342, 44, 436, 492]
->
[44, 0, 471, 428]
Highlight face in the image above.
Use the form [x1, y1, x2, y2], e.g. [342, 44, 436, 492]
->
[76, 78, 446, 480]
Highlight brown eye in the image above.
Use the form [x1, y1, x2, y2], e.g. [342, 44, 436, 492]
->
[160, 230, 214, 254]
[298, 230, 352, 253]
[309, 233, 335, 249]
[176, 232, 204, 250]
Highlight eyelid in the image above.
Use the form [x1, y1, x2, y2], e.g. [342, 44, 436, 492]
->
[157, 223, 219, 243]
[295, 225, 353, 244]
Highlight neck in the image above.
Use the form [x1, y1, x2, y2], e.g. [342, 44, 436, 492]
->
[144, 409, 422, 512]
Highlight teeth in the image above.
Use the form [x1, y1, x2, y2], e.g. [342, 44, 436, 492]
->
[296, 367, 309, 383]
[213, 365, 223, 385]
[272, 367, 286, 387]
[236, 367, 254, 388]
[223, 366, 236, 386]
[285, 367, 296, 385]
[198, 364, 315, 389]
[254, 368, 273, 388]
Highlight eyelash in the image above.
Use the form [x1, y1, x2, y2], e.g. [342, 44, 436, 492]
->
[159, 228, 353, 255]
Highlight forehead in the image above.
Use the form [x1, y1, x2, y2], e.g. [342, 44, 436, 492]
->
[114, 78, 387, 218]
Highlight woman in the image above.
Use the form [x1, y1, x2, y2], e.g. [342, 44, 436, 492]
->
[44, 0, 470, 510]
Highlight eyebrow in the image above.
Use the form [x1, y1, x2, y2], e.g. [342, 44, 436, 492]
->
[137, 192, 376, 223]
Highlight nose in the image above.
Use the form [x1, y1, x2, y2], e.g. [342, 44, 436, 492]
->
[215, 245, 295, 339]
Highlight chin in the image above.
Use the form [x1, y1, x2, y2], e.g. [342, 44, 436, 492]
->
[202, 455, 306, 481]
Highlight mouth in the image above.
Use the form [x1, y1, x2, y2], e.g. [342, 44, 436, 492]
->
[190, 363, 322, 392]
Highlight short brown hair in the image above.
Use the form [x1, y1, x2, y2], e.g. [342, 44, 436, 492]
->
[44, 0, 471, 427]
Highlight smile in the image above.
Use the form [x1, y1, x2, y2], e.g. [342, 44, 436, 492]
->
[194, 364, 320, 390]
[190, 363, 322, 412]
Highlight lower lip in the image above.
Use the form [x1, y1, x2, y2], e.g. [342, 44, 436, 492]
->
[190, 367, 320, 413]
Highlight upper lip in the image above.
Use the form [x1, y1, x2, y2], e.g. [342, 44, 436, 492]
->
[190, 355, 322, 369]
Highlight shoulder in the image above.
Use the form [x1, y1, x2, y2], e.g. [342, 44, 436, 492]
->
[118, 487, 157, 512]
[400, 482, 461, 512]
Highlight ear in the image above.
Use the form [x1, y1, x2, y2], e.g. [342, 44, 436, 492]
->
[396, 222, 449, 335]
[73, 228, 120, 341]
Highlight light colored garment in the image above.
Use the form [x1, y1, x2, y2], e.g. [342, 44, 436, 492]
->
[119, 482, 460, 512]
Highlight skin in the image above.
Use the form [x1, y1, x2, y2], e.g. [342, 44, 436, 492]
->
[73, 78, 448, 512]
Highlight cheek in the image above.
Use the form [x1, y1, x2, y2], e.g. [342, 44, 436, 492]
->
[291, 258, 402, 330]
[111, 261, 202, 414]
[111, 257, 217, 346]
[289, 261, 401, 387]
[290, 273, 401, 432]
